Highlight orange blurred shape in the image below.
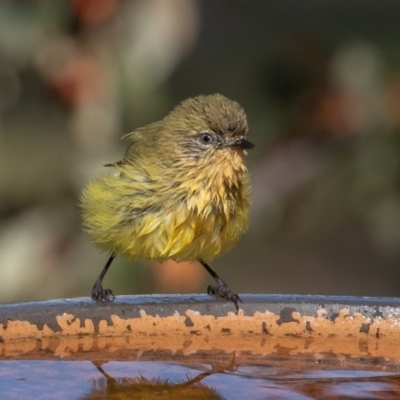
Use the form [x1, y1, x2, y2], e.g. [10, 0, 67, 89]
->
[307, 89, 363, 139]
[384, 77, 400, 129]
[313, 91, 350, 137]
[54, 57, 105, 105]
[151, 260, 205, 293]
[73, 0, 118, 24]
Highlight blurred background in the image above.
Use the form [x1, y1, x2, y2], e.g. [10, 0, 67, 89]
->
[1, 0, 400, 303]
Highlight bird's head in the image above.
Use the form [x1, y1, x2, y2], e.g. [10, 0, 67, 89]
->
[162, 94, 254, 172]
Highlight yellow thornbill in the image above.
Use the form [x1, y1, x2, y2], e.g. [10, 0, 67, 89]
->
[80, 93, 254, 310]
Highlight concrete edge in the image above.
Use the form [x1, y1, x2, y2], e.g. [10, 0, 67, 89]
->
[1, 294, 400, 366]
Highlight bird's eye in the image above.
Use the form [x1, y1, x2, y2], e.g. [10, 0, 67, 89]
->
[199, 133, 214, 145]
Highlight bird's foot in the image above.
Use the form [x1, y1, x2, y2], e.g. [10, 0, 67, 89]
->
[91, 280, 115, 303]
[207, 281, 242, 312]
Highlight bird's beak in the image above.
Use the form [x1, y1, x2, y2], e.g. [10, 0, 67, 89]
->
[227, 138, 255, 150]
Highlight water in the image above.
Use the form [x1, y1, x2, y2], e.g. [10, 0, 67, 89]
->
[1, 360, 399, 399]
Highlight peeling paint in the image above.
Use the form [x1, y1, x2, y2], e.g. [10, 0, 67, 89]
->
[0, 295, 400, 365]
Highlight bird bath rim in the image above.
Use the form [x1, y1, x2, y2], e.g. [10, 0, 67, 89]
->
[1, 294, 400, 371]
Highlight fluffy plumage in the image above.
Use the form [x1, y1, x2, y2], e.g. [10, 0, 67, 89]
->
[80, 94, 252, 262]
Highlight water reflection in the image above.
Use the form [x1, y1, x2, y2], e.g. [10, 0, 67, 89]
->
[271, 370, 400, 399]
[1, 360, 400, 399]
[81, 360, 234, 400]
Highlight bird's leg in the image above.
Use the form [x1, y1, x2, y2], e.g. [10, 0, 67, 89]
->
[199, 259, 242, 312]
[91, 252, 116, 303]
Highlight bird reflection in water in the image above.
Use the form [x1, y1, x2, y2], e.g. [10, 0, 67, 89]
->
[81, 358, 237, 400]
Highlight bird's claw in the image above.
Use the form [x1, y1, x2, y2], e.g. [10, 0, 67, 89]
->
[91, 281, 115, 303]
[207, 283, 242, 312]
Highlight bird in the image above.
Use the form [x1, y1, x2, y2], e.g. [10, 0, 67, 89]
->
[80, 93, 254, 311]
